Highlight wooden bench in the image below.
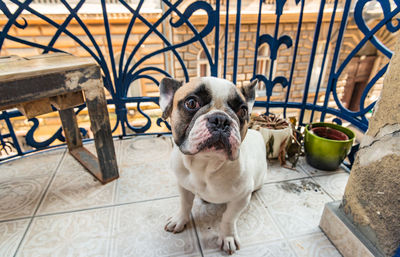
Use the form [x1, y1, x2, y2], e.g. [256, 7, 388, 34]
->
[0, 53, 119, 184]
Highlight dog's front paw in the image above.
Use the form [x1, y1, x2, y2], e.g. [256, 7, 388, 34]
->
[164, 214, 189, 233]
[217, 235, 240, 255]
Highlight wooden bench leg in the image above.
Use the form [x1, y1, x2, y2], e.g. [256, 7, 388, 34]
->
[59, 108, 83, 151]
[59, 100, 119, 184]
[59, 107, 109, 184]
[84, 82, 119, 184]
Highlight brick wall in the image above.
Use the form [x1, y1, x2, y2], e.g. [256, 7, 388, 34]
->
[1, 13, 391, 105]
[171, 16, 395, 122]
[0, 14, 167, 97]
[173, 21, 340, 105]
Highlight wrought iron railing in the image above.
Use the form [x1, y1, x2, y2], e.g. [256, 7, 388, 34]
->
[0, 0, 399, 161]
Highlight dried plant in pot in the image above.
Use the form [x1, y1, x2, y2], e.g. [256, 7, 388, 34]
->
[249, 114, 294, 163]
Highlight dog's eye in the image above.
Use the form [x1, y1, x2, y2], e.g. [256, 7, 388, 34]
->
[238, 105, 248, 117]
[184, 97, 200, 111]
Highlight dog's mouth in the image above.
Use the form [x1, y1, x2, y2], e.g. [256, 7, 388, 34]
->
[197, 132, 232, 157]
[179, 112, 242, 161]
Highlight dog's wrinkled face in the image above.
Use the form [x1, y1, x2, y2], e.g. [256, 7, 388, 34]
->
[159, 77, 257, 161]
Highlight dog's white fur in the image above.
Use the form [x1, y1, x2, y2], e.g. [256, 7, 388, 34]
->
[161, 77, 267, 254]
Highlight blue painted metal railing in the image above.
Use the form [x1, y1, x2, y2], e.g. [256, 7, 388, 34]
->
[0, 0, 399, 161]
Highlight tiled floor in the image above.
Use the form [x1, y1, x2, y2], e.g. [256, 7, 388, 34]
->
[0, 135, 349, 257]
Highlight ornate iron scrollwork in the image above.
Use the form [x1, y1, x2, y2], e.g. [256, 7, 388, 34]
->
[0, 0, 399, 160]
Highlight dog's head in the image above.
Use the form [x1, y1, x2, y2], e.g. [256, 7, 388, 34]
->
[159, 77, 257, 161]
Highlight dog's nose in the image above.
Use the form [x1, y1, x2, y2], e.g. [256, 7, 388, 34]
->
[207, 114, 231, 131]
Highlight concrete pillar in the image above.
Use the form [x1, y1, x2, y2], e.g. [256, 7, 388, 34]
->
[326, 37, 400, 256]
[340, 36, 400, 255]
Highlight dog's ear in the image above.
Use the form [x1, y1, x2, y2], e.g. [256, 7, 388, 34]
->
[239, 79, 258, 112]
[159, 77, 183, 119]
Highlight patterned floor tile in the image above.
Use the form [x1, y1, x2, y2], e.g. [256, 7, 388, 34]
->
[0, 219, 30, 257]
[115, 161, 179, 203]
[313, 173, 350, 201]
[205, 239, 297, 257]
[0, 176, 54, 220]
[298, 158, 345, 177]
[115, 136, 178, 203]
[265, 159, 309, 183]
[1, 137, 347, 257]
[192, 194, 283, 255]
[289, 232, 342, 257]
[37, 152, 117, 215]
[119, 136, 173, 167]
[17, 208, 113, 257]
[110, 197, 201, 257]
[0, 150, 65, 220]
[257, 179, 332, 237]
[0, 149, 64, 180]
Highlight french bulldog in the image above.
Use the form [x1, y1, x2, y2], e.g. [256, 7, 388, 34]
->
[159, 76, 267, 255]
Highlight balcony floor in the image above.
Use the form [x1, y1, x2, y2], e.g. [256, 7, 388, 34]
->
[0, 135, 348, 257]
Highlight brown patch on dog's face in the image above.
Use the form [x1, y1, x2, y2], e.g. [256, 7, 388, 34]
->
[227, 88, 250, 141]
[170, 78, 210, 146]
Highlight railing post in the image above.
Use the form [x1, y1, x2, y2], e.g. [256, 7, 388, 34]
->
[320, 0, 352, 122]
[232, 0, 242, 84]
[161, 0, 174, 76]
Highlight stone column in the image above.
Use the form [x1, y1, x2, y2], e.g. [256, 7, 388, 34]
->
[340, 37, 400, 256]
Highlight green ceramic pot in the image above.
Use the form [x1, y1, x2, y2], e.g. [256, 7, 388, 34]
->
[304, 122, 355, 171]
